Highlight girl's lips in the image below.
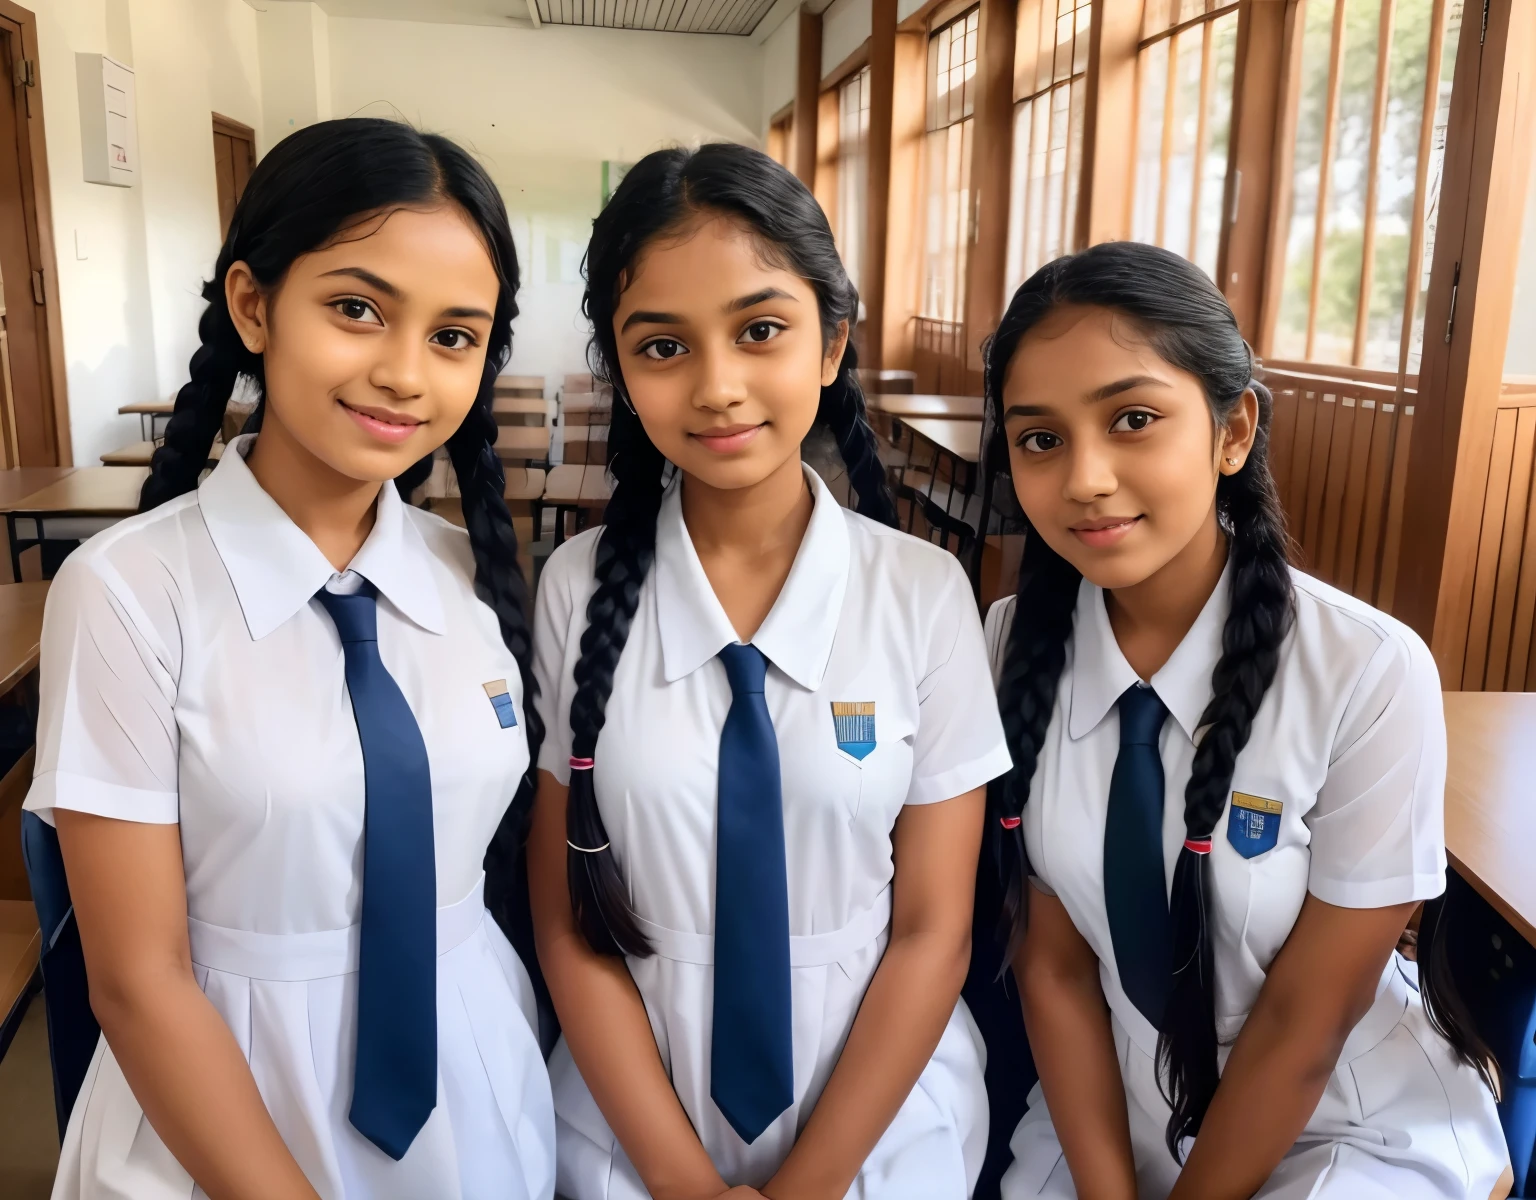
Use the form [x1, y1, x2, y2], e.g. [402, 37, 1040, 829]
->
[340, 400, 421, 445]
[691, 424, 764, 453]
[1070, 516, 1142, 549]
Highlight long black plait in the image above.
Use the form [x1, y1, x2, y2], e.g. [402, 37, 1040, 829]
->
[1156, 380, 1294, 1160]
[563, 416, 667, 958]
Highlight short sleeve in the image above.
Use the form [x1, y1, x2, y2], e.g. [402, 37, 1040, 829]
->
[25, 554, 180, 825]
[531, 535, 594, 787]
[1305, 627, 1447, 908]
[907, 558, 1014, 805]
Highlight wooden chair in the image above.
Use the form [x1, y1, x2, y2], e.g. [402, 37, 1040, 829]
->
[856, 368, 917, 395]
[562, 372, 595, 394]
[493, 425, 551, 464]
[492, 374, 544, 399]
[559, 391, 612, 427]
[542, 464, 611, 548]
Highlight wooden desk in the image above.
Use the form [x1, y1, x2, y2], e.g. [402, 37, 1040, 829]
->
[902, 417, 982, 464]
[543, 464, 611, 547]
[867, 393, 984, 421]
[494, 426, 551, 462]
[1445, 692, 1536, 946]
[0, 469, 76, 576]
[3, 467, 149, 580]
[492, 395, 548, 419]
[118, 399, 174, 440]
[100, 441, 223, 468]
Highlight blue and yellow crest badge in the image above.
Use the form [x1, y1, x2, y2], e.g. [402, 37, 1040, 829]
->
[483, 680, 518, 729]
[831, 701, 876, 761]
[1227, 792, 1281, 859]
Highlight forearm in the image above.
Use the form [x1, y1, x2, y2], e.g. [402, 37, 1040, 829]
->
[541, 932, 725, 1200]
[96, 973, 318, 1200]
[1167, 1006, 1343, 1199]
[764, 927, 969, 1200]
[1021, 970, 1137, 1200]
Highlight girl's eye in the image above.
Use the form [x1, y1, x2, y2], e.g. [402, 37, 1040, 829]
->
[1110, 410, 1157, 434]
[642, 339, 687, 361]
[431, 329, 477, 350]
[335, 298, 381, 324]
[739, 321, 783, 344]
[1018, 431, 1062, 454]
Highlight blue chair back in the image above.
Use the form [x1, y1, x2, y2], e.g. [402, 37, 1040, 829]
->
[1426, 869, 1536, 1197]
[21, 811, 99, 1139]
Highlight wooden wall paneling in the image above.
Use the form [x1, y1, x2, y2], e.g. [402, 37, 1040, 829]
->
[1256, 0, 1306, 357]
[1300, 392, 1337, 556]
[795, 9, 824, 188]
[1334, 396, 1379, 593]
[1286, 388, 1320, 562]
[1375, 402, 1414, 612]
[1268, 386, 1301, 517]
[1315, 394, 1359, 583]
[1508, 410, 1536, 687]
[815, 87, 840, 226]
[880, 29, 929, 371]
[1484, 408, 1536, 688]
[1079, 0, 1140, 246]
[961, 0, 1016, 373]
[1219, 0, 1288, 339]
[865, 0, 897, 368]
[1352, 399, 1399, 602]
[1462, 409, 1519, 689]
[1396, 0, 1536, 681]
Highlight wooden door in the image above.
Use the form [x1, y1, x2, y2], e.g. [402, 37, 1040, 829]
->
[0, 11, 62, 467]
[212, 114, 255, 239]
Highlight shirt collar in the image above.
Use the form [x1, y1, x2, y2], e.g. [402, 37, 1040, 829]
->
[1067, 559, 1232, 743]
[654, 463, 850, 690]
[199, 434, 446, 640]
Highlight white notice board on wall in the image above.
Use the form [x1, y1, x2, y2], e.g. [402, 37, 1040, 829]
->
[77, 54, 137, 187]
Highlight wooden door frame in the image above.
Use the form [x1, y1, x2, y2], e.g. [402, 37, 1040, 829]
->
[0, 0, 68, 466]
[212, 112, 255, 144]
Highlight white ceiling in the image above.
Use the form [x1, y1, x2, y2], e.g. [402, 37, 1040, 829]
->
[305, 0, 782, 34]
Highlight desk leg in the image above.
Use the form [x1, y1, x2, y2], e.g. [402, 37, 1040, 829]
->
[6, 515, 19, 584]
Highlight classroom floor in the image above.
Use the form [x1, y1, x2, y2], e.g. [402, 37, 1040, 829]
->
[0, 994, 60, 1199]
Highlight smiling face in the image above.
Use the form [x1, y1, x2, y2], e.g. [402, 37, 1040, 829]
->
[611, 214, 846, 494]
[226, 204, 501, 483]
[1000, 304, 1257, 591]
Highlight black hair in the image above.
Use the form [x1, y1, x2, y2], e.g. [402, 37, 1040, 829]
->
[139, 117, 542, 931]
[564, 142, 898, 957]
[984, 240, 1495, 1160]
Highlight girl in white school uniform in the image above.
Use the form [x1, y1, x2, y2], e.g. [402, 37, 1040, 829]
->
[26, 119, 555, 1199]
[979, 241, 1508, 1200]
[528, 144, 1012, 1200]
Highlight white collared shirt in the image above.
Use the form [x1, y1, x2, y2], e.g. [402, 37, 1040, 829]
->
[25, 435, 530, 930]
[985, 566, 1447, 1050]
[534, 465, 1012, 941]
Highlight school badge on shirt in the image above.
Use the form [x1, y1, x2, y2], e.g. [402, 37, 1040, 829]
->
[830, 701, 876, 761]
[1227, 792, 1282, 858]
[483, 680, 518, 729]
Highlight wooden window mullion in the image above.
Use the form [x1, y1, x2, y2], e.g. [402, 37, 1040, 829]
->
[1396, 0, 1450, 381]
[1306, 0, 1349, 361]
[1188, 19, 1215, 262]
[1353, 0, 1397, 367]
[1155, 30, 1179, 248]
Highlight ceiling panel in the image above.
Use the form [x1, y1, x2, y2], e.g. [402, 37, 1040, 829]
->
[311, 0, 778, 34]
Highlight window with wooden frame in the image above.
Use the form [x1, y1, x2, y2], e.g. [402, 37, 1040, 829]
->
[1268, 0, 1464, 373]
[919, 6, 980, 324]
[1130, 2, 1239, 281]
[837, 66, 872, 292]
[1004, 0, 1092, 298]
[767, 111, 793, 169]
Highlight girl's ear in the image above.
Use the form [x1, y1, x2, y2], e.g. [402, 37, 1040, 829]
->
[225, 261, 269, 355]
[821, 319, 850, 388]
[1219, 387, 1261, 475]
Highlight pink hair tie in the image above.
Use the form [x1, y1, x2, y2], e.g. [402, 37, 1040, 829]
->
[1184, 838, 1213, 855]
[999, 816, 1022, 830]
[569, 756, 595, 771]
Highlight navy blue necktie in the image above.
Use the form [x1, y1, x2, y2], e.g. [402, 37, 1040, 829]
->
[1104, 684, 1173, 1027]
[711, 643, 794, 1144]
[316, 584, 437, 1161]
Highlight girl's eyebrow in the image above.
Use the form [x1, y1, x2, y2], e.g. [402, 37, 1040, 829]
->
[1004, 375, 1171, 419]
[621, 287, 798, 333]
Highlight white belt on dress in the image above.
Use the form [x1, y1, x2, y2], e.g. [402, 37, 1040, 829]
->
[632, 887, 893, 968]
[187, 874, 487, 982]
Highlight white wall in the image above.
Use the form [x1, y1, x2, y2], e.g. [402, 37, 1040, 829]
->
[760, 10, 797, 135]
[29, 0, 261, 466]
[821, 0, 871, 77]
[325, 15, 764, 379]
[256, 1, 331, 153]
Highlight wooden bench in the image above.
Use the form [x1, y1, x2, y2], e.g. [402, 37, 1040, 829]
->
[493, 425, 551, 463]
[99, 441, 224, 468]
[492, 374, 544, 399]
[117, 399, 174, 440]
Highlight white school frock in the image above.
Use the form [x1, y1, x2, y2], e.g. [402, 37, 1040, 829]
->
[533, 466, 1013, 1199]
[24, 436, 556, 1200]
[987, 566, 1508, 1200]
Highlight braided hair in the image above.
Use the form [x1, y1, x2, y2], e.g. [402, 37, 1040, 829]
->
[565, 143, 898, 957]
[985, 241, 1495, 1157]
[138, 117, 542, 935]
